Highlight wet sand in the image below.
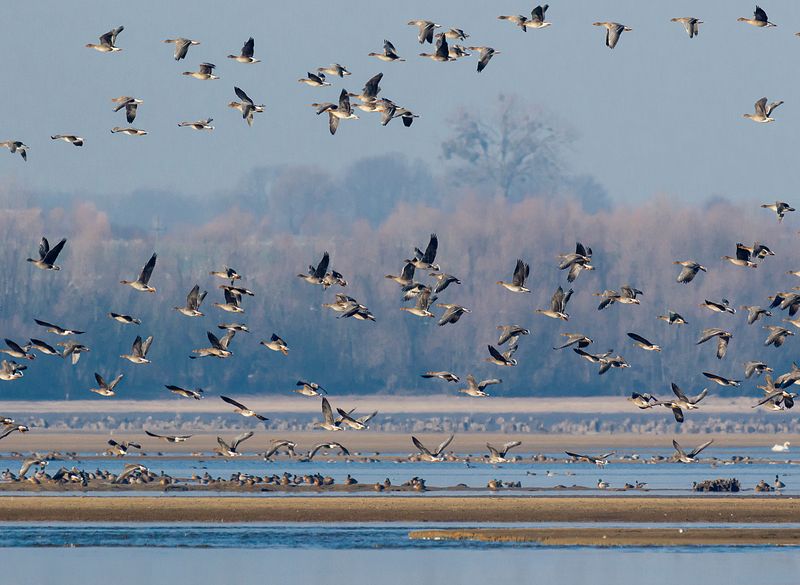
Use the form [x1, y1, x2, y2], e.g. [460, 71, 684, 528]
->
[0, 496, 797, 523]
[409, 527, 800, 546]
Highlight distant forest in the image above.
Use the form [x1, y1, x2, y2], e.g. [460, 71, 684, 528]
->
[0, 97, 794, 400]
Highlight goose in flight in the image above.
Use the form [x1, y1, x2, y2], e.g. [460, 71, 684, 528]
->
[437, 303, 470, 326]
[593, 22, 632, 49]
[400, 289, 436, 318]
[444, 28, 470, 40]
[658, 311, 688, 325]
[536, 286, 572, 320]
[303, 442, 350, 461]
[498, 325, 530, 347]
[0, 339, 35, 361]
[702, 371, 741, 387]
[165, 385, 204, 400]
[217, 431, 254, 456]
[191, 330, 235, 359]
[349, 73, 383, 103]
[26, 339, 61, 357]
[260, 334, 289, 355]
[90, 373, 124, 397]
[497, 259, 530, 293]
[228, 37, 259, 63]
[744, 361, 772, 379]
[221, 395, 268, 421]
[485, 344, 517, 367]
[653, 383, 708, 423]
[59, 340, 89, 365]
[113, 463, 147, 484]
[264, 439, 298, 459]
[108, 312, 140, 325]
[18, 457, 46, 480]
[107, 439, 141, 456]
[295, 380, 326, 397]
[565, 451, 615, 466]
[761, 201, 795, 221]
[111, 96, 143, 123]
[486, 441, 522, 464]
[595, 285, 642, 310]
[27, 237, 66, 270]
[314, 397, 342, 431]
[0, 424, 28, 440]
[738, 6, 776, 27]
[408, 20, 440, 44]
[406, 234, 440, 271]
[178, 118, 214, 131]
[497, 14, 531, 32]
[318, 63, 350, 77]
[764, 325, 794, 348]
[110, 127, 148, 136]
[469, 46, 500, 72]
[459, 374, 502, 397]
[33, 319, 83, 336]
[210, 266, 241, 282]
[145, 430, 192, 443]
[674, 260, 706, 284]
[420, 35, 453, 62]
[421, 371, 459, 383]
[553, 333, 592, 350]
[527, 5, 552, 29]
[672, 439, 713, 463]
[429, 272, 460, 294]
[175, 285, 207, 317]
[701, 298, 736, 314]
[51, 134, 84, 146]
[741, 305, 771, 324]
[0, 140, 29, 161]
[628, 392, 658, 409]
[671, 17, 702, 38]
[754, 377, 795, 410]
[298, 251, 330, 285]
[120, 335, 153, 364]
[769, 292, 800, 317]
[627, 332, 661, 352]
[298, 72, 330, 87]
[558, 242, 594, 282]
[596, 354, 630, 375]
[163, 37, 200, 60]
[317, 89, 358, 135]
[182, 62, 219, 80]
[573, 347, 614, 364]
[369, 40, 405, 62]
[696, 328, 733, 359]
[231, 87, 265, 126]
[120, 253, 157, 292]
[0, 361, 26, 381]
[86, 26, 124, 52]
[412, 434, 454, 461]
[213, 288, 244, 313]
[336, 408, 378, 430]
[743, 98, 783, 123]
[722, 244, 758, 268]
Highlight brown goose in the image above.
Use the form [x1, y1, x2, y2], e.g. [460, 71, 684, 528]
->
[145, 430, 193, 443]
[90, 373, 124, 397]
[163, 37, 200, 60]
[182, 62, 219, 80]
[33, 319, 83, 336]
[406, 234, 440, 271]
[27, 237, 66, 270]
[86, 26, 124, 52]
[593, 22, 632, 49]
[535, 286, 572, 320]
[260, 334, 289, 355]
[51, 134, 84, 146]
[674, 260, 706, 283]
[459, 374, 502, 397]
[174, 285, 206, 317]
[369, 40, 405, 62]
[696, 328, 733, 359]
[657, 311, 688, 325]
[120, 335, 153, 364]
[221, 396, 268, 421]
[421, 371, 459, 383]
[412, 434, 454, 462]
[672, 439, 713, 463]
[671, 17, 702, 38]
[485, 344, 517, 367]
[111, 96, 143, 123]
[0, 141, 29, 160]
[408, 20, 440, 44]
[120, 253, 157, 292]
[190, 330, 235, 359]
[165, 385, 204, 400]
[764, 326, 794, 348]
[228, 37, 259, 63]
[652, 383, 708, 423]
[497, 259, 530, 293]
[737, 6, 776, 27]
[217, 432, 254, 456]
[627, 332, 661, 352]
[498, 325, 531, 347]
[487, 441, 522, 464]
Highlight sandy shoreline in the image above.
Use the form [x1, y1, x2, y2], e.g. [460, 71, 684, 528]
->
[0, 496, 797, 523]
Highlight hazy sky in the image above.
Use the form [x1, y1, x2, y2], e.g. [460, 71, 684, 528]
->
[2, 1, 800, 204]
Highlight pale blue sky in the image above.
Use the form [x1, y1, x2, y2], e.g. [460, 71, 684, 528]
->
[2, 1, 800, 204]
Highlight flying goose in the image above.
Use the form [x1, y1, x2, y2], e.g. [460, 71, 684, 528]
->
[314, 397, 342, 431]
[444, 28, 470, 40]
[497, 259, 530, 293]
[498, 325, 531, 347]
[191, 330, 235, 359]
[175, 285, 207, 317]
[497, 14, 531, 32]
[318, 89, 359, 135]
[163, 37, 200, 60]
[743, 98, 783, 123]
[421, 371, 459, 383]
[213, 288, 244, 313]
[775, 363, 800, 388]
[401, 289, 436, 318]
[595, 285, 642, 310]
[744, 361, 772, 379]
[572, 347, 614, 364]
[0, 424, 28, 440]
[369, 40, 405, 62]
[430, 272, 460, 294]
[527, 5, 552, 28]
[420, 34, 453, 62]
[59, 340, 90, 365]
[406, 234, 440, 271]
[26, 339, 61, 357]
[110, 127, 148, 136]
[701, 298, 736, 314]
[120, 335, 153, 364]
[318, 63, 350, 77]
[459, 374, 502, 397]
[321, 269, 347, 289]
[336, 408, 377, 430]
[217, 431, 254, 456]
[228, 37, 259, 63]
[0, 140, 30, 164]
[298, 251, 329, 285]
[107, 439, 141, 456]
[165, 385, 204, 399]
[120, 253, 157, 292]
[696, 328, 733, 359]
[0, 339, 35, 361]
[86, 26, 124, 52]
[178, 118, 214, 130]
[221, 395, 268, 421]
[485, 344, 517, 367]
[596, 354, 630, 375]
[412, 434, 454, 462]
[565, 451, 615, 466]
[111, 96, 143, 123]
[702, 371, 741, 387]
[448, 44, 471, 60]
[672, 439, 713, 463]
[558, 242, 594, 282]
[535, 286, 572, 320]
[51, 134, 84, 146]
[113, 463, 147, 484]
[593, 22, 632, 49]
[298, 72, 330, 87]
[738, 6, 776, 27]
[628, 392, 658, 409]
[304, 442, 350, 461]
[295, 380, 326, 397]
[349, 73, 383, 103]
[260, 334, 289, 355]
[33, 319, 83, 336]
[627, 332, 661, 352]
[741, 305, 771, 324]
[553, 333, 592, 350]
[108, 312, 141, 325]
[27, 237, 66, 270]
[217, 283, 252, 298]
[769, 292, 800, 316]
[674, 260, 706, 283]
[437, 303, 471, 326]
[210, 266, 241, 282]
[408, 20, 440, 44]
[764, 325, 794, 348]
[658, 311, 688, 325]
[0, 361, 26, 381]
[487, 441, 522, 463]
[182, 62, 219, 80]
[90, 373, 124, 397]
[231, 87, 265, 126]
[18, 457, 46, 480]
[653, 383, 708, 423]
[671, 17, 702, 38]
[469, 46, 499, 72]
[145, 430, 192, 443]
[754, 377, 795, 410]
[722, 244, 757, 268]
[264, 439, 298, 460]
[758, 200, 794, 222]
